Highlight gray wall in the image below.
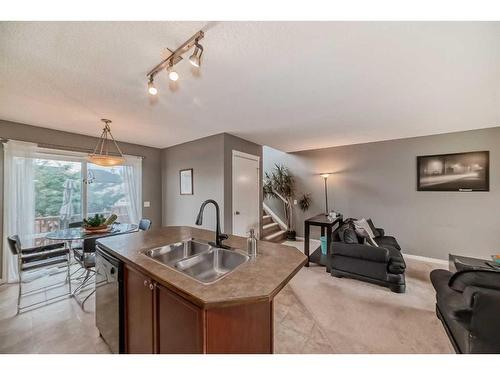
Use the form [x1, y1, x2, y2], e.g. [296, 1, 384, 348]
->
[161, 133, 263, 235]
[0, 119, 162, 278]
[161, 134, 225, 231]
[264, 127, 500, 260]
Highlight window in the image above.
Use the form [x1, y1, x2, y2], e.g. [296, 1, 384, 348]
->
[31, 150, 142, 235]
[87, 164, 129, 224]
[34, 158, 82, 234]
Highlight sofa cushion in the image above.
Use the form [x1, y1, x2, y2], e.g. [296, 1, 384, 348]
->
[331, 242, 389, 263]
[375, 236, 401, 251]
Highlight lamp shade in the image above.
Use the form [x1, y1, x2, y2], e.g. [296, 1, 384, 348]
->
[88, 119, 125, 167]
[87, 154, 125, 167]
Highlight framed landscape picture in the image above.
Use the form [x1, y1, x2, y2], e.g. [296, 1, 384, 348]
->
[417, 151, 489, 192]
[180, 168, 193, 195]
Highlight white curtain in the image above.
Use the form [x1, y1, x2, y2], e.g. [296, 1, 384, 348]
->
[121, 155, 142, 225]
[3, 141, 37, 283]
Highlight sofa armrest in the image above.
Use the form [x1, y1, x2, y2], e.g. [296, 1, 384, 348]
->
[449, 269, 500, 292]
[331, 241, 389, 263]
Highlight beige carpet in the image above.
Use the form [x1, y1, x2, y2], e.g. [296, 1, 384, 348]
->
[278, 239, 455, 353]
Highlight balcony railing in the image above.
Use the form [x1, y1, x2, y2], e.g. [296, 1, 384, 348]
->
[34, 209, 129, 234]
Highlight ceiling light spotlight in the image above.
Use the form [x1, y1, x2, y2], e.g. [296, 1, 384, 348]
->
[167, 63, 179, 81]
[145, 30, 204, 96]
[189, 41, 204, 68]
[147, 78, 158, 95]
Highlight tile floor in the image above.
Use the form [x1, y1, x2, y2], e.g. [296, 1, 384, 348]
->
[0, 239, 454, 354]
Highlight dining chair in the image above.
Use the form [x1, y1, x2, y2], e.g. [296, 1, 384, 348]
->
[7, 235, 71, 314]
[71, 237, 97, 308]
[139, 218, 152, 231]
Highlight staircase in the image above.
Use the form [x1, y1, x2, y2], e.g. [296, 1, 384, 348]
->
[262, 210, 287, 242]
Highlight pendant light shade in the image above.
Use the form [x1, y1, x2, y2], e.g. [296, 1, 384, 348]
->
[87, 119, 125, 166]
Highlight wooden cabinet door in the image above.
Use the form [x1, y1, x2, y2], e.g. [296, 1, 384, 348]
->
[124, 265, 155, 354]
[156, 284, 204, 354]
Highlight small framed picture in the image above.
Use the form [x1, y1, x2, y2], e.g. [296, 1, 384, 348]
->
[180, 168, 193, 195]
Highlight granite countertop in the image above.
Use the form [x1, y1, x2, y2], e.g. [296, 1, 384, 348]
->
[96, 226, 307, 309]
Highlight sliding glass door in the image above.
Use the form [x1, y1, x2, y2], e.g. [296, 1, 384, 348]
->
[34, 157, 83, 234]
[2, 140, 142, 283]
[32, 152, 141, 236]
[87, 164, 133, 224]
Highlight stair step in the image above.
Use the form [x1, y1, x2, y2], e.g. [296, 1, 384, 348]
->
[263, 229, 287, 242]
[262, 222, 280, 235]
[262, 215, 273, 225]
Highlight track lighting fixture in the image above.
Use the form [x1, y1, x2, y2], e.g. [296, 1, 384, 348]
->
[147, 78, 158, 96]
[146, 30, 205, 96]
[189, 41, 204, 68]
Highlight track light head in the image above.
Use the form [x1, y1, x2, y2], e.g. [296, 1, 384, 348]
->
[189, 41, 204, 68]
[167, 63, 179, 81]
[147, 78, 158, 95]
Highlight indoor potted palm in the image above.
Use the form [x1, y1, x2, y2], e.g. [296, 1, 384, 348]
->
[263, 164, 311, 240]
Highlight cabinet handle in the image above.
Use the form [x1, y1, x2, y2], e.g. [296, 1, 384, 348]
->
[144, 280, 148, 287]
[149, 283, 154, 291]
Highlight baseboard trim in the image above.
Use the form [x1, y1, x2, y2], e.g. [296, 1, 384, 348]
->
[402, 253, 448, 266]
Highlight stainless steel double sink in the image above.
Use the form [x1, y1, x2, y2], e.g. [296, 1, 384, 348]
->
[142, 239, 249, 284]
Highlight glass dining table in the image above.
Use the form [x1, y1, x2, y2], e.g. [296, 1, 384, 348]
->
[45, 223, 139, 244]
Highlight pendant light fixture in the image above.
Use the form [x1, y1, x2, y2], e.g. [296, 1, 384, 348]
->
[146, 30, 205, 96]
[87, 119, 125, 167]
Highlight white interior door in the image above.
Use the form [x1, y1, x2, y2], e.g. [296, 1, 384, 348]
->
[232, 151, 260, 237]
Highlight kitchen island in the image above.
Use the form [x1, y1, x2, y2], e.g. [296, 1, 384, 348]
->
[96, 226, 307, 354]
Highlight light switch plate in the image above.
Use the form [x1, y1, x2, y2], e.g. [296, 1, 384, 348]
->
[143, 201, 150, 208]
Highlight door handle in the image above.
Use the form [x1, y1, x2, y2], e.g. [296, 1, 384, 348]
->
[235, 211, 240, 215]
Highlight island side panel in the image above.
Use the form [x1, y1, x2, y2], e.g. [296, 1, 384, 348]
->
[205, 300, 273, 354]
[124, 265, 155, 354]
[155, 283, 205, 354]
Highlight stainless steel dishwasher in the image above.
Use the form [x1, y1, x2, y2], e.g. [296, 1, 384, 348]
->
[95, 245, 124, 354]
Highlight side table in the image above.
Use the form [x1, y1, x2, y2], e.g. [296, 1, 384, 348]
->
[304, 214, 343, 270]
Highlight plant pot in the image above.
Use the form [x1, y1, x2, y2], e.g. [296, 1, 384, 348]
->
[83, 225, 108, 232]
[286, 230, 296, 241]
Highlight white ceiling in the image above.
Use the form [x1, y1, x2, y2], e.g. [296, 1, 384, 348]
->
[1, 21, 499, 152]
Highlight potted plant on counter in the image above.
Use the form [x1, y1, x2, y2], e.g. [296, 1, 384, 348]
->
[263, 164, 312, 240]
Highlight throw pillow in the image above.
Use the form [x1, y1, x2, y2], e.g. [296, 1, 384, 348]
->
[367, 218, 381, 237]
[355, 227, 379, 247]
[353, 218, 376, 239]
[342, 228, 359, 244]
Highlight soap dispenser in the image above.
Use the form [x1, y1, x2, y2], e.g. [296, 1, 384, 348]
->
[247, 228, 258, 259]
